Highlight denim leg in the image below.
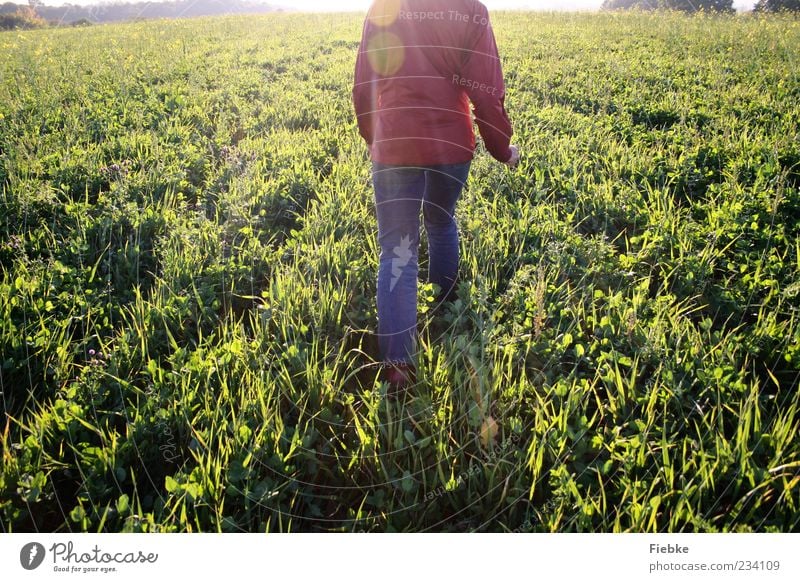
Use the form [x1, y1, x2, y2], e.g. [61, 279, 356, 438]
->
[422, 162, 471, 302]
[372, 163, 426, 364]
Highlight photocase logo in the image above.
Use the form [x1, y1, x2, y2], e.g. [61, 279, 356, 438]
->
[20, 542, 46, 570]
[390, 234, 413, 291]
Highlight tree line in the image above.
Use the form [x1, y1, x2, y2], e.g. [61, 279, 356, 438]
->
[0, 0, 281, 29]
[1, 0, 797, 31]
[601, 0, 799, 11]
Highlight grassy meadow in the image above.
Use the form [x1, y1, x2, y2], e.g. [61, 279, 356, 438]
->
[0, 11, 799, 532]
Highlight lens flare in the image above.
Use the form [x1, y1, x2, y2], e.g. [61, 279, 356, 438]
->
[368, 0, 403, 28]
[367, 31, 405, 77]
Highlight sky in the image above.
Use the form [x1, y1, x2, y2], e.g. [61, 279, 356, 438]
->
[38, 1, 759, 12]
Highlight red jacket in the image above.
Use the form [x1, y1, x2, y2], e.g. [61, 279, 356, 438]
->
[353, 0, 513, 166]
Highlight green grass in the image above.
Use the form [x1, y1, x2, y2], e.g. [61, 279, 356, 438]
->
[1, 10, 799, 532]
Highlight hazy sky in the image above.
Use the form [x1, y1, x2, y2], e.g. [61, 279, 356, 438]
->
[40, 1, 759, 12]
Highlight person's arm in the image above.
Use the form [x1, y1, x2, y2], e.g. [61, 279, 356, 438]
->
[460, 4, 514, 164]
[353, 19, 375, 146]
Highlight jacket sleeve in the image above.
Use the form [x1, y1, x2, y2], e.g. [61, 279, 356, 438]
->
[352, 19, 375, 146]
[460, 4, 513, 163]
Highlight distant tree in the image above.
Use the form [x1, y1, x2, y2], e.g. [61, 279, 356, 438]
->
[754, 0, 800, 11]
[602, 0, 734, 10]
[31, 1, 280, 24]
[0, 6, 45, 29]
[674, 0, 734, 10]
[601, 0, 660, 8]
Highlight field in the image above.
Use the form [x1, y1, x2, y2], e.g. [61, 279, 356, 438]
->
[1, 11, 799, 532]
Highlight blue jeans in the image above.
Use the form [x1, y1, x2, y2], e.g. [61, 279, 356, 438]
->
[372, 161, 472, 365]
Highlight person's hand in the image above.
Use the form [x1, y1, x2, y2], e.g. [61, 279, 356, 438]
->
[504, 145, 520, 168]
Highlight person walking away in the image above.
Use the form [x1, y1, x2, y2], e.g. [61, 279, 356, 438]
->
[353, 0, 520, 390]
